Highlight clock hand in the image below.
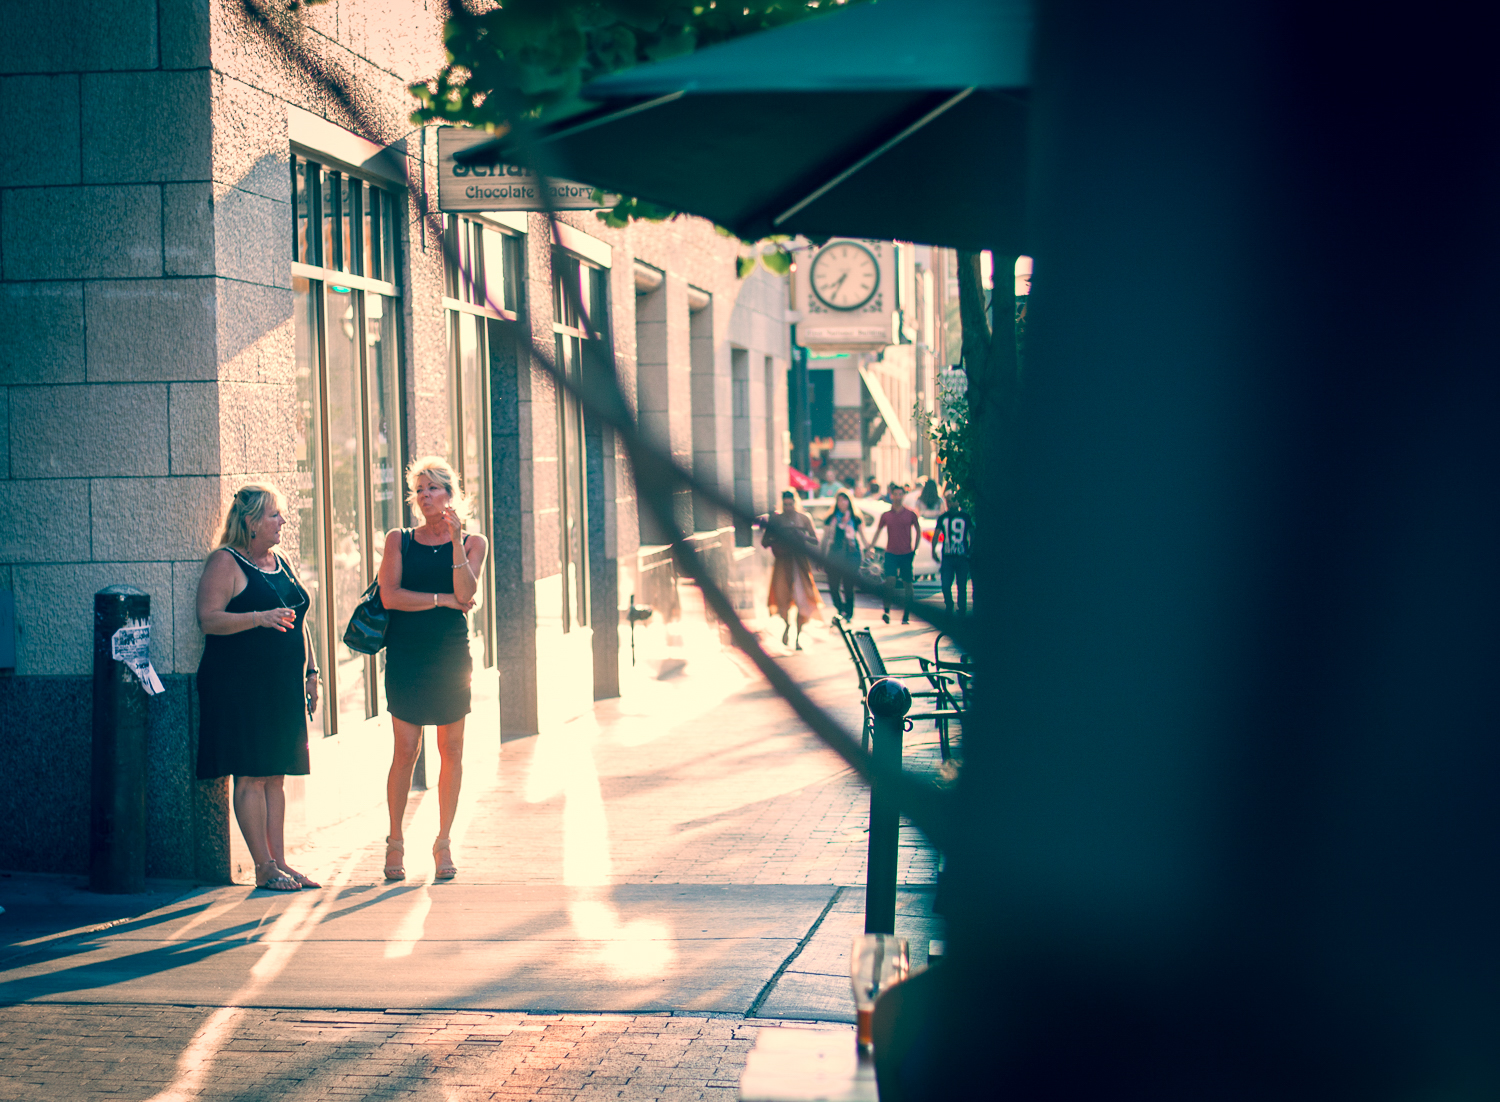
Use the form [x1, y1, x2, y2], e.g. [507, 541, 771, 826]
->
[828, 272, 848, 297]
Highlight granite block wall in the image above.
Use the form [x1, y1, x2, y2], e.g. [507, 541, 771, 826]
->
[1, 0, 794, 870]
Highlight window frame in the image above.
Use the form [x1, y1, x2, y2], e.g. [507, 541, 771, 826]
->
[291, 150, 406, 736]
[550, 250, 607, 633]
[442, 215, 525, 667]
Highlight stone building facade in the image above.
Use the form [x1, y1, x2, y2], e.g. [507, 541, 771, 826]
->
[0, 0, 789, 880]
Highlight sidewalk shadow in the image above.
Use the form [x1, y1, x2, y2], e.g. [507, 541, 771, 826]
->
[0, 883, 428, 1004]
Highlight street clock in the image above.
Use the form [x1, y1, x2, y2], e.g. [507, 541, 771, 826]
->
[809, 240, 880, 311]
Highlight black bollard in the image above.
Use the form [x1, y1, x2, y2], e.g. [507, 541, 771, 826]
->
[91, 586, 151, 893]
[864, 677, 912, 935]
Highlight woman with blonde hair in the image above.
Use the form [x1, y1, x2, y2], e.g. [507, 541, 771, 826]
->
[378, 456, 488, 881]
[196, 484, 320, 892]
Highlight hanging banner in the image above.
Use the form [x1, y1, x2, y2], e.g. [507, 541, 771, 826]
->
[437, 127, 613, 213]
[787, 466, 820, 493]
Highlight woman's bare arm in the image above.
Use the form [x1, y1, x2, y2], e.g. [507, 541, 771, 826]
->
[452, 532, 487, 605]
[378, 530, 474, 611]
[198, 550, 294, 635]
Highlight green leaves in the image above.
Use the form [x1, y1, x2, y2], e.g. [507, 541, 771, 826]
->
[594, 196, 681, 229]
[411, 1, 868, 131]
[729, 238, 794, 280]
[758, 247, 793, 275]
[920, 391, 974, 513]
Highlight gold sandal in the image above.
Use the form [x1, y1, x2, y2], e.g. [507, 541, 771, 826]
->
[255, 860, 300, 892]
[433, 837, 457, 881]
[383, 837, 405, 881]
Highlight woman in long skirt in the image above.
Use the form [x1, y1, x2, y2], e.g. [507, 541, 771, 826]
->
[764, 490, 824, 650]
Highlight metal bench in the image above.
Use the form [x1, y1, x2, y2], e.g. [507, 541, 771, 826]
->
[832, 619, 964, 761]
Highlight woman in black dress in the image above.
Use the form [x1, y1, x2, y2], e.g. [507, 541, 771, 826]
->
[378, 457, 488, 881]
[196, 484, 320, 892]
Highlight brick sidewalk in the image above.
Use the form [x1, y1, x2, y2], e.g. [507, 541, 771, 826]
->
[0, 607, 950, 1101]
[0, 1003, 851, 1101]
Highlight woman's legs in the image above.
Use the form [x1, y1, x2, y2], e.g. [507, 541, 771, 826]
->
[432, 719, 465, 878]
[234, 775, 297, 888]
[384, 717, 423, 878]
[263, 775, 286, 864]
[837, 561, 858, 619]
[387, 716, 423, 842]
[232, 776, 274, 869]
[433, 719, 466, 842]
[263, 777, 320, 888]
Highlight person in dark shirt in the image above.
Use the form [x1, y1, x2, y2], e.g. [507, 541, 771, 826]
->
[819, 491, 866, 620]
[875, 498, 922, 624]
[934, 493, 975, 615]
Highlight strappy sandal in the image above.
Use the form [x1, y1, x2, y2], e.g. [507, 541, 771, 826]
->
[255, 860, 300, 892]
[383, 837, 405, 881]
[433, 837, 457, 881]
[281, 865, 321, 889]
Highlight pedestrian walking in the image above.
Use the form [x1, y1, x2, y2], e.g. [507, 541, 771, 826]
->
[865, 476, 882, 499]
[935, 493, 975, 615]
[904, 478, 944, 519]
[874, 494, 922, 624]
[819, 491, 866, 619]
[764, 490, 823, 649]
[196, 484, 320, 892]
[378, 457, 488, 882]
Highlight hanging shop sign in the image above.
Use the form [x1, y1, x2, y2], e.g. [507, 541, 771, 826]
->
[437, 127, 612, 213]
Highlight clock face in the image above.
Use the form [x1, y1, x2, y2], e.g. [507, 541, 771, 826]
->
[810, 241, 879, 311]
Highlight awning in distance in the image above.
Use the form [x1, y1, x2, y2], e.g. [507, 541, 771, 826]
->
[857, 365, 913, 451]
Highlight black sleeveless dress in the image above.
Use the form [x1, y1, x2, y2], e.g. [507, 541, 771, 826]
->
[196, 549, 311, 779]
[384, 532, 473, 725]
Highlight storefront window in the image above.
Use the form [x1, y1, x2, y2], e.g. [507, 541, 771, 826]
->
[292, 275, 326, 733]
[442, 214, 522, 668]
[291, 153, 404, 735]
[552, 252, 606, 633]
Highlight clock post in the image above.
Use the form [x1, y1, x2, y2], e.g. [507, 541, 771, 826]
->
[790, 340, 811, 476]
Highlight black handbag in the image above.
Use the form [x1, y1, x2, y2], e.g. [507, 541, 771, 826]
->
[342, 530, 410, 655]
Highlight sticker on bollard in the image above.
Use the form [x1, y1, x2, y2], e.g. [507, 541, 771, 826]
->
[111, 620, 164, 695]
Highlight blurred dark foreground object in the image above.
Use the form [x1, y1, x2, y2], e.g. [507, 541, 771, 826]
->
[872, 962, 946, 1102]
[927, 0, 1500, 1097]
[493, 0, 1495, 1095]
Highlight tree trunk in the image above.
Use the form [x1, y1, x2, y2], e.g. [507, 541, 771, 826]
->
[956, 249, 1020, 522]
